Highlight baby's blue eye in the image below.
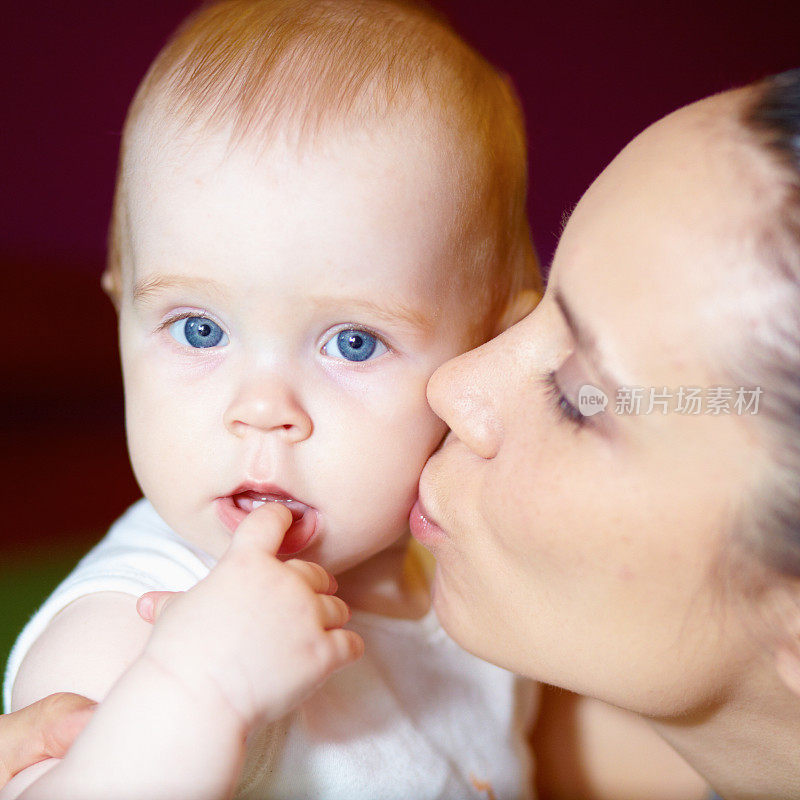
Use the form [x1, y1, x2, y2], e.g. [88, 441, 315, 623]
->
[169, 316, 228, 349]
[323, 329, 387, 362]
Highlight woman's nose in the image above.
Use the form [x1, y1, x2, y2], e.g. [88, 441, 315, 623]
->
[426, 340, 503, 460]
[223, 375, 313, 443]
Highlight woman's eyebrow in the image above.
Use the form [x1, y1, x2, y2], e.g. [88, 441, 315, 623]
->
[553, 288, 625, 390]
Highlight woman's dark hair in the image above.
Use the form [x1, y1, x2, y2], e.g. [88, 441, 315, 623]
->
[736, 68, 800, 575]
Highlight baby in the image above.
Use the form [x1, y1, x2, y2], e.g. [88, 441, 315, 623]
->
[3, 0, 540, 797]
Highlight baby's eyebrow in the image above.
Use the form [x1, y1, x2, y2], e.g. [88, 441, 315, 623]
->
[132, 274, 231, 304]
[132, 278, 435, 334]
[308, 295, 435, 334]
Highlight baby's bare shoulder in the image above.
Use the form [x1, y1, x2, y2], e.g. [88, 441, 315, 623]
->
[11, 592, 152, 712]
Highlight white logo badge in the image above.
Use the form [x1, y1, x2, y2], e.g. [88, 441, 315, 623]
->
[578, 384, 608, 416]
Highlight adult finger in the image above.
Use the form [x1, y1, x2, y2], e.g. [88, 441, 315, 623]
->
[317, 595, 351, 630]
[35, 693, 96, 759]
[228, 502, 293, 557]
[137, 591, 182, 624]
[284, 560, 338, 594]
[0, 693, 96, 786]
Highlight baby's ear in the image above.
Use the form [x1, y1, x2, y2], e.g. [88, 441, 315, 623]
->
[493, 289, 542, 335]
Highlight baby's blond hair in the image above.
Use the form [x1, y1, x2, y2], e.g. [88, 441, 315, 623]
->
[105, 0, 541, 337]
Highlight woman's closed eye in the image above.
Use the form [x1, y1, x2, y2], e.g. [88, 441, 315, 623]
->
[168, 315, 229, 349]
[541, 370, 587, 427]
[322, 328, 388, 363]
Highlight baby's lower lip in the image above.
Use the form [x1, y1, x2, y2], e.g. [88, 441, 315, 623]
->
[215, 495, 318, 555]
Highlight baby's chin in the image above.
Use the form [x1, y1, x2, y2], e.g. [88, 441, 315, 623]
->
[295, 514, 395, 556]
[321, 530, 414, 576]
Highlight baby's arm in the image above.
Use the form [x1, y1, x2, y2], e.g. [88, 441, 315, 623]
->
[10, 591, 154, 713]
[1, 589, 154, 798]
[4, 619, 246, 800]
[2, 503, 363, 800]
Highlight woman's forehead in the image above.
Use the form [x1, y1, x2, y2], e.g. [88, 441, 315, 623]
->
[551, 95, 768, 391]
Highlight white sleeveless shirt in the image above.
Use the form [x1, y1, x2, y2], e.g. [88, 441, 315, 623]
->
[4, 500, 538, 799]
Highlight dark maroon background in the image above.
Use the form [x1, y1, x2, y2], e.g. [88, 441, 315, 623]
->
[3, 2, 799, 558]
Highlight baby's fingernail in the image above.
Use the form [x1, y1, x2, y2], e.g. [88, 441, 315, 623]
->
[137, 595, 155, 622]
[329, 575, 338, 593]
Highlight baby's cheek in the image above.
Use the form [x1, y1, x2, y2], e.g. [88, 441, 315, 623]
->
[384, 419, 443, 503]
[124, 390, 191, 501]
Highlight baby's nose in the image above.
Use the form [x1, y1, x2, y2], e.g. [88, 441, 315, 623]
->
[223, 376, 312, 443]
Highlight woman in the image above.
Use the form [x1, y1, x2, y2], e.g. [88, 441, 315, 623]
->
[412, 68, 800, 800]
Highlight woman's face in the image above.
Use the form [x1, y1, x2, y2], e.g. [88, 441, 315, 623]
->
[416, 92, 769, 718]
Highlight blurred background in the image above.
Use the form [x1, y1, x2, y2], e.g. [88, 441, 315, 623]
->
[2, 0, 799, 687]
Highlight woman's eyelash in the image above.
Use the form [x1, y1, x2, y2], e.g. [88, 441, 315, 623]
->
[541, 370, 587, 427]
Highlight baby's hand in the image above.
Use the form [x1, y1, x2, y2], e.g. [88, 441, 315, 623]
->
[136, 503, 363, 732]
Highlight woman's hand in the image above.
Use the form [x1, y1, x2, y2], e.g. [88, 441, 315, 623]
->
[0, 693, 95, 788]
[136, 501, 363, 730]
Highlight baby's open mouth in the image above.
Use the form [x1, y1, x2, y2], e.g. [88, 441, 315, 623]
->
[216, 488, 318, 555]
[233, 491, 308, 520]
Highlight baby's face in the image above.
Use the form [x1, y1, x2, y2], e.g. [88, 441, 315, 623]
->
[117, 120, 476, 574]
